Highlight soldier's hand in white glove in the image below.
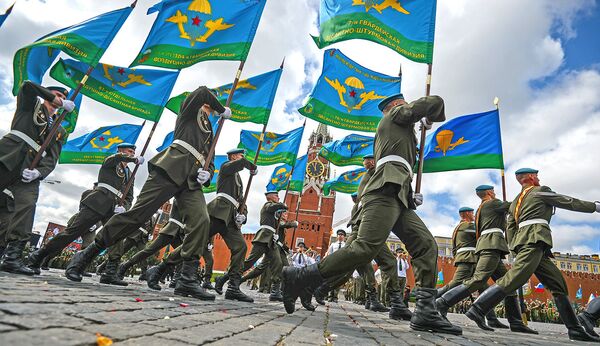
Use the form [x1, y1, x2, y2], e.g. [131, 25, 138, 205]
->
[291, 220, 299, 228]
[196, 168, 211, 184]
[61, 99, 76, 112]
[250, 168, 258, 176]
[235, 214, 246, 224]
[595, 201, 600, 213]
[114, 205, 126, 214]
[220, 107, 232, 119]
[413, 193, 424, 207]
[420, 118, 432, 130]
[136, 156, 145, 165]
[21, 168, 41, 183]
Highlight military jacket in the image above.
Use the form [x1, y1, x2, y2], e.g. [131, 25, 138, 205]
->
[0, 81, 66, 179]
[364, 96, 445, 208]
[348, 168, 373, 227]
[0, 189, 15, 212]
[149, 86, 221, 191]
[475, 198, 510, 255]
[507, 185, 596, 251]
[452, 221, 477, 264]
[252, 201, 288, 246]
[207, 158, 256, 227]
[81, 154, 135, 215]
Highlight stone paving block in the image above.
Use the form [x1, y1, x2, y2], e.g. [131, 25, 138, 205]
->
[0, 313, 88, 329]
[0, 323, 18, 333]
[79, 322, 170, 341]
[0, 327, 96, 346]
[116, 335, 193, 346]
[76, 310, 154, 324]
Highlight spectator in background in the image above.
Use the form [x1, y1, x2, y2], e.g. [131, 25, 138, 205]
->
[291, 242, 314, 268]
[396, 248, 410, 297]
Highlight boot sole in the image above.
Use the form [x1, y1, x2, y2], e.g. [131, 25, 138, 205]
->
[175, 290, 216, 301]
[410, 323, 463, 336]
[99, 278, 129, 286]
[225, 295, 254, 303]
[65, 270, 83, 282]
[465, 310, 494, 331]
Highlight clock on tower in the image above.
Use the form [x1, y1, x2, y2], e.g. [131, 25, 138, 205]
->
[307, 160, 325, 178]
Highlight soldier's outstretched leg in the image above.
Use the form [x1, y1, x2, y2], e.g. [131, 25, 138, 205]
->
[578, 297, 600, 337]
[504, 296, 538, 334]
[99, 238, 132, 286]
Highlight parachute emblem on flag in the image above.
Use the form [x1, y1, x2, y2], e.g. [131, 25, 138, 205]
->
[325, 76, 385, 113]
[101, 64, 152, 88]
[213, 79, 257, 97]
[252, 132, 289, 153]
[90, 131, 124, 151]
[271, 167, 291, 187]
[343, 170, 366, 183]
[166, 0, 234, 47]
[352, 0, 410, 15]
[434, 130, 470, 156]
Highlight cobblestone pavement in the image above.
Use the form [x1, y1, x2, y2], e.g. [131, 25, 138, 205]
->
[0, 269, 597, 345]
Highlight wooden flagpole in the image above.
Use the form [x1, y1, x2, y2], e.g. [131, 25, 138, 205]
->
[415, 63, 433, 193]
[288, 119, 309, 248]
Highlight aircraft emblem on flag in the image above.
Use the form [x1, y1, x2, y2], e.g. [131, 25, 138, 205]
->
[213, 79, 257, 97]
[434, 130, 470, 156]
[251, 132, 289, 153]
[325, 76, 385, 113]
[351, 0, 410, 15]
[343, 170, 366, 183]
[90, 130, 124, 151]
[101, 64, 152, 88]
[166, 0, 234, 47]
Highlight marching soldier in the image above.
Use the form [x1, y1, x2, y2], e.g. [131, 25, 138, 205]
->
[28, 143, 141, 276]
[64, 86, 230, 303]
[0, 82, 73, 275]
[436, 186, 536, 333]
[0, 189, 15, 258]
[465, 168, 600, 342]
[282, 93, 462, 335]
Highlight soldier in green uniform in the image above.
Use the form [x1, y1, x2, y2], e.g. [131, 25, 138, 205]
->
[200, 237, 214, 289]
[0, 189, 15, 258]
[465, 168, 600, 342]
[282, 93, 461, 335]
[65, 86, 230, 302]
[28, 143, 141, 282]
[437, 185, 536, 333]
[207, 148, 257, 302]
[0, 82, 73, 275]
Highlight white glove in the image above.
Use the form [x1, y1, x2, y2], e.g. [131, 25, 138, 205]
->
[220, 107, 232, 119]
[21, 168, 41, 183]
[250, 169, 258, 176]
[136, 156, 145, 165]
[420, 118, 432, 130]
[413, 193, 424, 207]
[207, 243, 213, 251]
[61, 99, 76, 112]
[114, 205, 126, 214]
[291, 220, 299, 228]
[595, 202, 600, 213]
[196, 168, 211, 184]
[235, 214, 246, 224]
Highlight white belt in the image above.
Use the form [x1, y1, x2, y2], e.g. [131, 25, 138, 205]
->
[172, 139, 206, 165]
[519, 219, 549, 229]
[462, 229, 476, 233]
[216, 192, 240, 209]
[481, 228, 504, 236]
[376, 155, 413, 179]
[2, 189, 13, 199]
[170, 219, 185, 229]
[97, 183, 123, 199]
[260, 225, 277, 233]
[456, 247, 476, 253]
[138, 227, 149, 236]
[9, 130, 46, 157]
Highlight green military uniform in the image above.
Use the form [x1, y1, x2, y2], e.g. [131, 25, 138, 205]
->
[200, 238, 214, 288]
[446, 220, 477, 289]
[65, 86, 222, 294]
[0, 189, 15, 255]
[104, 219, 152, 277]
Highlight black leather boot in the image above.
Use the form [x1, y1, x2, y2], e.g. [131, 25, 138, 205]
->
[578, 296, 600, 337]
[554, 294, 600, 342]
[169, 265, 181, 289]
[301, 293, 316, 311]
[389, 290, 412, 320]
[100, 259, 129, 286]
[365, 297, 371, 310]
[269, 281, 283, 302]
[465, 284, 506, 331]
[0, 241, 35, 275]
[410, 288, 462, 335]
[40, 256, 51, 270]
[117, 261, 132, 280]
[175, 260, 215, 301]
[28, 247, 49, 274]
[313, 283, 330, 306]
[486, 309, 509, 329]
[225, 274, 254, 302]
[437, 285, 449, 298]
[147, 262, 169, 290]
[436, 284, 471, 317]
[95, 260, 107, 275]
[214, 272, 229, 295]
[202, 277, 215, 290]
[282, 264, 323, 314]
[369, 290, 390, 313]
[65, 242, 102, 282]
[504, 296, 538, 334]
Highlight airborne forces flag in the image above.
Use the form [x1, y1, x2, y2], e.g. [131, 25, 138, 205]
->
[266, 155, 308, 192]
[320, 133, 373, 167]
[323, 167, 367, 195]
[238, 126, 304, 166]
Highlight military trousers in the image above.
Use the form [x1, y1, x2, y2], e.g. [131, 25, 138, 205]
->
[241, 242, 282, 283]
[208, 217, 247, 278]
[108, 237, 141, 262]
[126, 233, 182, 267]
[496, 243, 567, 296]
[96, 169, 209, 262]
[0, 161, 22, 192]
[0, 207, 13, 248]
[4, 180, 40, 243]
[463, 250, 508, 295]
[201, 250, 213, 280]
[318, 191, 438, 288]
[42, 207, 110, 258]
[446, 262, 476, 289]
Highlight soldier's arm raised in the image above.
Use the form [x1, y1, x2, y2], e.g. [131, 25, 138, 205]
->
[389, 96, 446, 126]
[179, 86, 225, 119]
[219, 158, 256, 176]
[265, 202, 287, 214]
[103, 153, 137, 167]
[17, 81, 59, 113]
[533, 186, 597, 213]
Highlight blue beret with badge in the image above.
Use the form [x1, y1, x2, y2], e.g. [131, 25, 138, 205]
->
[117, 142, 136, 150]
[475, 185, 494, 192]
[515, 168, 538, 175]
[459, 207, 474, 213]
[378, 93, 404, 111]
[363, 154, 374, 160]
[227, 148, 245, 155]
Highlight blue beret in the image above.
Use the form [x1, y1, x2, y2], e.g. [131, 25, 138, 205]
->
[336, 229, 347, 236]
[363, 154, 374, 160]
[515, 168, 538, 175]
[227, 148, 245, 155]
[351, 192, 358, 198]
[47, 86, 69, 95]
[117, 142, 136, 150]
[378, 93, 404, 111]
[459, 207, 474, 213]
[475, 185, 494, 192]
[265, 190, 278, 196]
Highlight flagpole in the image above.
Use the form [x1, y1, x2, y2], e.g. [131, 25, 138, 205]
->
[238, 58, 285, 214]
[415, 63, 433, 193]
[203, 60, 246, 171]
[288, 119, 310, 248]
[118, 120, 157, 205]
